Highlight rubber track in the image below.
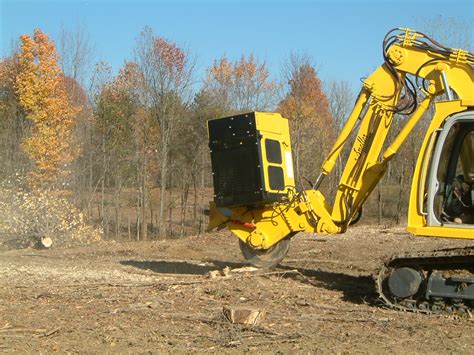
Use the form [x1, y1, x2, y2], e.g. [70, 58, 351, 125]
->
[375, 247, 474, 314]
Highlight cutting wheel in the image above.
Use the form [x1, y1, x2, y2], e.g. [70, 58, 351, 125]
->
[239, 238, 291, 269]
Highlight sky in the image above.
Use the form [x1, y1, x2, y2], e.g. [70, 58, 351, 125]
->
[0, 0, 473, 93]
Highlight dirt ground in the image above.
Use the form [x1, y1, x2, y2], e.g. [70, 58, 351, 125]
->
[0, 225, 473, 353]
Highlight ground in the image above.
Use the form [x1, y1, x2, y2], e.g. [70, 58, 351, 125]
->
[0, 225, 473, 353]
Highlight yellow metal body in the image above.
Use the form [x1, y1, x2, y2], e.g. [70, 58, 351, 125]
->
[208, 28, 474, 249]
[255, 112, 296, 195]
[208, 111, 295, 209]
[407, 101, 472, 239]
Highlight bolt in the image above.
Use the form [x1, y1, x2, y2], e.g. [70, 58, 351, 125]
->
[388, 46, 405, 66]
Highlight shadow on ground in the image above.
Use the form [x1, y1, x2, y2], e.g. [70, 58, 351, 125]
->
[279, 264, 378, 306]
[122, 258, 378, 306]
[120, 260, 220, 275]
[213, 259, 377, 306]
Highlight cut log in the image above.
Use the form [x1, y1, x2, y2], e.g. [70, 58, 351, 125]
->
[40, 237, 53, 249]
[229, 266, 259, 273]
[222, 306, 265, 326]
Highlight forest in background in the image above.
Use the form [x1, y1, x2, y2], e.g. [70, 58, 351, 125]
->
[0, 17, 472, 245]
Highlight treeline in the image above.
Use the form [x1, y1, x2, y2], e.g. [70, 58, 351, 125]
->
[0, 25, 438, 241]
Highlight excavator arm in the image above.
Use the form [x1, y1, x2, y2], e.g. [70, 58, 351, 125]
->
[207, 28, 474, 261]
[323, 29, 473, 230]
[207, 28, 474, 313]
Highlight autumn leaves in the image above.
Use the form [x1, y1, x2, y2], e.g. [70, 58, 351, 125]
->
[1, 26, 338, 240]
[17, 29, 79, 188]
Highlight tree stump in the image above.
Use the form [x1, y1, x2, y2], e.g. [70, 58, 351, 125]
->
[222, 306, 265, 326]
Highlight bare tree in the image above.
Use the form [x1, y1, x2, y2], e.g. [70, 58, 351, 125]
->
[326, 80, 354, 130]
[416, 15, 473, 50]
[134, 26, 195, 238]
[325, 80, 355, 188]
[59, 23, 95, 84]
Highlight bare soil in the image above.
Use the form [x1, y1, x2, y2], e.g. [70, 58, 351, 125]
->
[1, 225, 473, 353]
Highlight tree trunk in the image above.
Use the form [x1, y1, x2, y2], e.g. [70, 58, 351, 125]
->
[192, 172, 198, 233]
[180, 171, 189, 237]
[87, 121, 93, 221]
[396, 163, 405, 225]
[105, 174, 110, 238]
[141, 151, 148, 240]
[168, 173, 173, 238]
[128, 212, 131, 241]
[115, 173, 121, 238]
[377, 185, 383, 225]
[101, 134, 106, 239]
[150, 200, 154, 237]
[198, 149, 205, 235]
[158, 139, 168, 238]
[136, 185, 140, 241]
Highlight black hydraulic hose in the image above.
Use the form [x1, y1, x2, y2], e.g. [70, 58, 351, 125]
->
[398, 76, 418, 116]
[414, 58, 441, 92]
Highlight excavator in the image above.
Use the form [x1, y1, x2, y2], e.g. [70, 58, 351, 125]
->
[206, 28, 474, 313]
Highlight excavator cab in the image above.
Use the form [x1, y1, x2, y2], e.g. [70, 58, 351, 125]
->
[411, 110, 474, 235]
[427, 112, 474, 226]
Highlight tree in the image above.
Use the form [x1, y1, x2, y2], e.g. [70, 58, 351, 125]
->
[59, 23, 95, 85]
[0, 53, 31, 178]
[416, 15, 473, 50]
[92, 62, 146, 239]
[16, 29, 80, 188]
[327, 80, 354, 130]
[172, 90, 220, 236]
[134, 26, 195, 238]
[325, 80, 355, 184]
[278, 53, 335, 185]
[204, 54, 280, 112]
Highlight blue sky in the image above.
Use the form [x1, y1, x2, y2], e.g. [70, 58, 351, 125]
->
[1, 0, 473, 92]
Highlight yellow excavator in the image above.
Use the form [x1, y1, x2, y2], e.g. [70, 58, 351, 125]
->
[207, 28, 474, 313]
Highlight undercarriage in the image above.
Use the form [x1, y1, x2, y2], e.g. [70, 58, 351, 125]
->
[376, 247, 474, 313]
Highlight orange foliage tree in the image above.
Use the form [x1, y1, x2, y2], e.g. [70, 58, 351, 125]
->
[205, 54, 280, 112]
[15, 28, 80, 188]
[278, 57, 335, 184]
